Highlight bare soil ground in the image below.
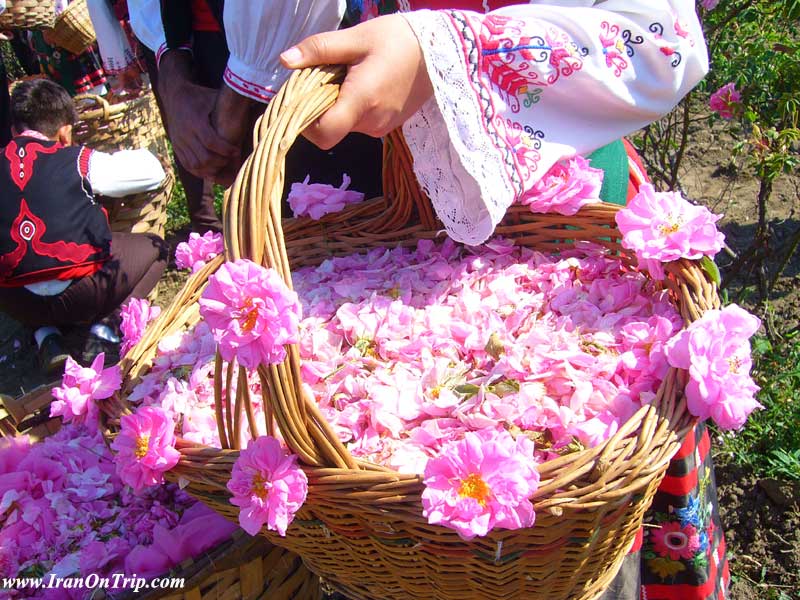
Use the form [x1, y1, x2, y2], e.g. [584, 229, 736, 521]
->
[1, 121, 798, 598]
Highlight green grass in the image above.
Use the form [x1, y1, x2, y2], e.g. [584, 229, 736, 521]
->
[165, 178, 225, 236]
[715, 329, 800, 480]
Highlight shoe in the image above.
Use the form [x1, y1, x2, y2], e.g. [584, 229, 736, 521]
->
[38, 334, 70, 376]
[81, 333, 120, 367]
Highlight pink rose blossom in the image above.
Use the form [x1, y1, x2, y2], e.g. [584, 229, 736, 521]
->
[120, 298, 162, 356]
[112, 406, 181, 492]
[227, 436, 308, 536]
[615, 184, 725, 279]
[519, 155, 603, 215]
[175, 230, 224, 273]
[665, 304, 761, 429]
[50, 353, 122, 425]
[421, 430, 540, 540]
[651, 521, 701, 560]
[0, 539, 18, 578]
[709, 83, 741, 119]
[288, 174, 365, 220]
[199, 259, 302, 369]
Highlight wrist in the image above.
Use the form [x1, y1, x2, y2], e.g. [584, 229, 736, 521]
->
[213, 85, 258, 146]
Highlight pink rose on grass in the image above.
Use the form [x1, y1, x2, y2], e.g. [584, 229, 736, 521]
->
[651, 521, 701, 560]
[120, 298, 162, 356]
[615, 184, 725, 279]
[287, 174, 365, 220]
[112, 406, 180, 493]
[199, 259, 302, 369]
[175, 230, 224, 273]
[421, 430, 540, 540]
[50, 353, 122, 425]
[227, 436, 308, 536]
[520, 155, 603, 215]
[665, 304, 761, 430]
[709, 83, 741, 119]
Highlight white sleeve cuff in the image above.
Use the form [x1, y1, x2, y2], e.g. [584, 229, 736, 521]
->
[223, 56, 278, 104]
[402, 10, 514, 246]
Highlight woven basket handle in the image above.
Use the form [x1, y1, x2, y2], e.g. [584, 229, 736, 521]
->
[73, 93, 112, 120]
[224, 66, 379, 470]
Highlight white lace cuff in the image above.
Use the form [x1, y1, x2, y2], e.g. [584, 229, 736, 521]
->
[402, 10, 515, 246]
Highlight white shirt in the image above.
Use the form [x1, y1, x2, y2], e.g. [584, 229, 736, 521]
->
[126, 0, 346, 103]
[86, 0, 138, 74]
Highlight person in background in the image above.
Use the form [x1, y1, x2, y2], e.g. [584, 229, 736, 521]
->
[0, 79, 167, 373]
[126, 0, 384, 211]
[23, 13, 109, 97]
[86, 0, 145, 93]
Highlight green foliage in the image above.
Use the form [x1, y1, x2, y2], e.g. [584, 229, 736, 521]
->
[704, 0, 800, 129]
[716, 330, 800, 480]
[165, 180, 225, 235]
[165, 178, 190, 234]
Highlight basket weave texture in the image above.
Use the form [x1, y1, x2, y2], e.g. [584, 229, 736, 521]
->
[0, 0, 55, 29]
[47, 0, 96, 55]
[105, 67, 720, 600]
[0, 389, 323, 600]
[73, 90, 173, 240]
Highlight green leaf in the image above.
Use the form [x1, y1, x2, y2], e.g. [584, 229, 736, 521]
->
[700, 256, 722, 287]
[454, 383, 480, 396]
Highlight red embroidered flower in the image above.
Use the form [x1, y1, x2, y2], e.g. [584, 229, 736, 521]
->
[652, 521, 701, 561]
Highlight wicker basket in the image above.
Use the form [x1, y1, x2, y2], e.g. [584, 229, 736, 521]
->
[73, 91, 173, 239]
[0, 388, 323, 600]
[0, 0, 55, 29]
[47, 0, 96, 55]
[104, 67, 720, 600]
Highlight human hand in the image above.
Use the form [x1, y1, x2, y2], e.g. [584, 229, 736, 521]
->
[158, 51, 238, 179]
[210, 85, 260, 186]
[111, 64, 144, 95]
[279, 14, 433, 150]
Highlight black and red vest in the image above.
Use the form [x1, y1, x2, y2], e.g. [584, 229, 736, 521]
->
[0, 136, 112, 287]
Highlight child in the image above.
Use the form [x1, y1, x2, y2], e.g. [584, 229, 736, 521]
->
[0, 78, 167, 373]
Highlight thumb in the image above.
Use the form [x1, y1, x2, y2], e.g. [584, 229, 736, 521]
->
[280, 28, 367, 70]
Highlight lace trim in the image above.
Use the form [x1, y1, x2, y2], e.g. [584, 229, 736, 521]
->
[402, 10, 516, 246]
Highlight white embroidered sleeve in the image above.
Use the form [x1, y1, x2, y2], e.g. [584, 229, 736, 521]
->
[223, 0, 346, 103]
[86, 0, 137, 74]
[402, 1, 708, 245]
[88, 149, 166, 198]
[128, 0, 166, 56]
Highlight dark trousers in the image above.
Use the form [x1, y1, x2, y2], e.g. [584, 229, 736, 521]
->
[599, 550, 641, 600]
[141, 46, 223, 233]
[0, 232, 168, 329]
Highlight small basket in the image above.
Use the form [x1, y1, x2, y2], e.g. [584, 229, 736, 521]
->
[73, 90, 173, 239]
[0, 388, 323, 600]
[0, 0, 55, 30]
[47, 0, 96, 55]
[0, 383, 60, 441]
